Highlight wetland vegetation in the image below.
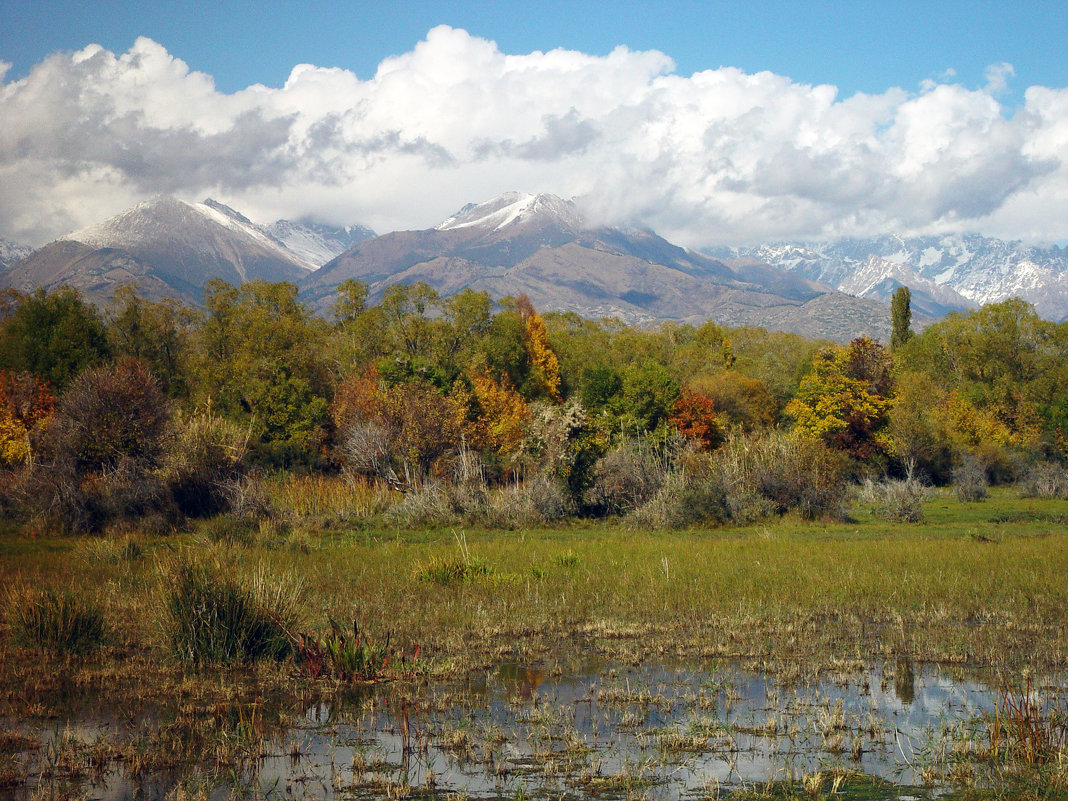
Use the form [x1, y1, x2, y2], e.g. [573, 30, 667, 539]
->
[2, 285, 1068, 797]
[2, 486, 1068, 799]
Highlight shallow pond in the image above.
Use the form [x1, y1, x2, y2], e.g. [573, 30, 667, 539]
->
[4, 659, 1064, 800]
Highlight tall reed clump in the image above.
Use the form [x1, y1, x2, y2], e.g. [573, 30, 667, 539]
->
[270, 474, 395, 521]
[5, 580, 107, 653]
[984, 674, 1068, 765]
[628, 432, 848, 528]
[160, 555, 301, 665]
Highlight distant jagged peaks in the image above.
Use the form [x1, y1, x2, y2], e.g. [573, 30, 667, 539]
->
[436, 192, 584, 233]
[267, 218, 376, 267]
[0, 237, 32, 269]
[739, 234, 1068, 322]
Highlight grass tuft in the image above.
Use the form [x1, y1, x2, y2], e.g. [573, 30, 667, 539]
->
[6, 581, 107, 653]
[160, 555, 301, 665]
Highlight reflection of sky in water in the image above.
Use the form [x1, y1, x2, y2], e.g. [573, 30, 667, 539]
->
[13, 661, 1060, 800]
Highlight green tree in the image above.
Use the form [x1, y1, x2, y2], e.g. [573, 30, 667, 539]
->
[617, 360, 680, 435]
[897, 298, 1064, 455]
[189, 280, 331, 465]
[107, 286, 198, 397]
[0, 288, 110, 390]
[890, 286, 913, 351]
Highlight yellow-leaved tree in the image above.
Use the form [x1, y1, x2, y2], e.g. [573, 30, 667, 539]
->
[786, 337, 895, 462]
[516, 295, 561, 401]
[467, 370, 530, 459]
[0, 371, 54, 465]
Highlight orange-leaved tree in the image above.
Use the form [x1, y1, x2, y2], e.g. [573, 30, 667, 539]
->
[670, 388, 726, 451]
[332, 365, 467, 484]
[467, 370, 530, 460]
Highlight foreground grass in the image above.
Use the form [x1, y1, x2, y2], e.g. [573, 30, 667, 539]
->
[1, 488, 1067, 798]
[2, 488, 1067, 675]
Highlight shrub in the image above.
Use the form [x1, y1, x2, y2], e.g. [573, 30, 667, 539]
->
[385, 482, 459, 527]
[6, 581, 107, 653]
[483, 474, 570, 528]
[13, 456, 173, 534]
[21, 357, 172, 533]
[161, 557, 301, 665]
[1018, 461, 1068, 499]
[587, 442, 671, 516]
[954, 453, 989, 502]
[629, 467, 730, 529]
[714, 431, 849, 520]
[43, 357, 168, 473]
[868, 478, 928, 523]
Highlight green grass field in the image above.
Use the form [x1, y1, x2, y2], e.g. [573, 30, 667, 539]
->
[2, 487, 1068, 799]
[3, 487, 1067, 675]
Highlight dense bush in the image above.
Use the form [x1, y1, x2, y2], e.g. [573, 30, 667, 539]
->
[1017, 460, 1068, 499]
[42, 357, 169, 473]
[16, 358, 172, 532]
[714, 431, 849, 520]
[586, 442, 671, 516]
[864, 478, 928, 523]
[628, 464, 730, 529]
[384, 472, 569, 529]
[482, 474, 570, 528]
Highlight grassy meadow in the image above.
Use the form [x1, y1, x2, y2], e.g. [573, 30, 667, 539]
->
[3, 484, 1067, 680]
[2, 484, 1068, 799]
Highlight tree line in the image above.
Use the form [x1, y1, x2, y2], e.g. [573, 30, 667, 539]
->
[1, 279, 1066, 532]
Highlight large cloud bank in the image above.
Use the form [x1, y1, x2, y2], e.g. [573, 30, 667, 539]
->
[1, 26, 1065, 246]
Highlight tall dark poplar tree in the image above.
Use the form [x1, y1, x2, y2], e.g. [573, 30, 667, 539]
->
[890, 286, 913, 351]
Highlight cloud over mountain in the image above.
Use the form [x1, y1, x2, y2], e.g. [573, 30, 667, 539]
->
[1, 26, 1065, 247]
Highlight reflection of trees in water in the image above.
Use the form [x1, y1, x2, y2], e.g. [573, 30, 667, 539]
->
[894, 657, 915, 705]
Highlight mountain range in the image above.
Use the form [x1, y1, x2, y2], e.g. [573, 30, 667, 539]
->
[4, 191, 1064, 341]
[727, 235, 1068, 322]
[0, 237, 32, 271]
[301, 192, 903, 340]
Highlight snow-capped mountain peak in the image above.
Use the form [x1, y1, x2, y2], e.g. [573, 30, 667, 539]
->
[436, 192, 584, 233]
[266, 219, 376, 267]
[0, 237, 32, 269]
[192, 199, 305, 266]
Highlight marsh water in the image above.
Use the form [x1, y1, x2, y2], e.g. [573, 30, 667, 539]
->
[6, 659, 1062, 800]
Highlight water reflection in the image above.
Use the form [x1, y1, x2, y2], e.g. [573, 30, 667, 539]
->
[893, 657, 915, 705]
[5, 660, 1062, 800]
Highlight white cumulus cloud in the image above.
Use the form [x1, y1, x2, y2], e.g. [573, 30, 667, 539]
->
[0, 27, 1064, 247]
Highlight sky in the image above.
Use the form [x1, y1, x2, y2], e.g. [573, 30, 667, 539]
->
[1, 0, 1066, 247]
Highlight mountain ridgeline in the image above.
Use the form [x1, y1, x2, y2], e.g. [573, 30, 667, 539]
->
[3, 192, 1066, 339]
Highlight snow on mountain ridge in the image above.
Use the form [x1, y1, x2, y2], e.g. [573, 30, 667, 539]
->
[267, 219, 376, 267]
[0, 237, 32, 268]
[436, 192, 584, 232]
[191, 200, 312, 274]
[738, 234, 1068, 321]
